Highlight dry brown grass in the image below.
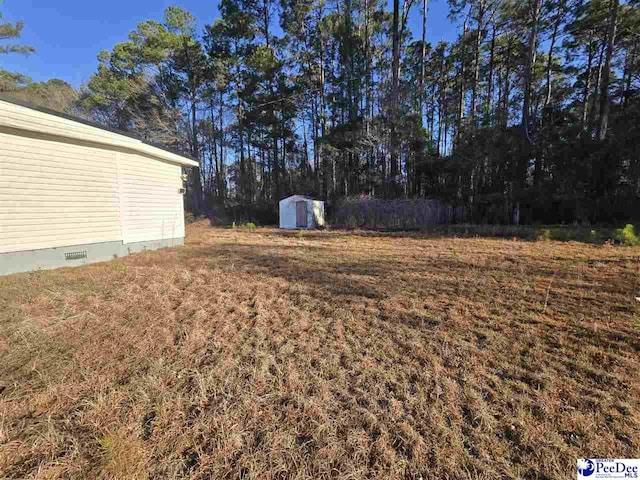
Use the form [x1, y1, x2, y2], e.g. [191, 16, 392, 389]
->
[1, 221, 639, 479]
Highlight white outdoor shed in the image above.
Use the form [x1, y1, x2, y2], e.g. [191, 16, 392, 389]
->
[279, 195, 325, 229]
[0, 95, 199, 276]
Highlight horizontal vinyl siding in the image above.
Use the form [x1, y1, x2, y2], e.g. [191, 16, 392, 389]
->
[0, 101, 141, 149]
[118, 152, 184, 244]
[1, 101, 187, 256]
[0, 131, 121, 253]
[0, 209, 121, 219]
[0, 100, 198, 167]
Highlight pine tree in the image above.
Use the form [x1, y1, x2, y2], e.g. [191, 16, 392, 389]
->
[0, 0, 34, 56]
[73, 0, 640, 224]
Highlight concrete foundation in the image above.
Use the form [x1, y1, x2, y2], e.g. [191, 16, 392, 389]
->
[0, 237, 184, 276]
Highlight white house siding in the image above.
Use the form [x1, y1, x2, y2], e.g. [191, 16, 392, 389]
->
[0, 131, 121, 254]
[0, 100, 195, 166]
[0, 98, 197, 273]
[118, 152, 185, 244]
[0, 100, 141, 150]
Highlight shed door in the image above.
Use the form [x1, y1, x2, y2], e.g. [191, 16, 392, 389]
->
[296, 201, 308, 228]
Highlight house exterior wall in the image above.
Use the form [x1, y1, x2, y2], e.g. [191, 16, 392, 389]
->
[117, 152, 185, 244]
[0, 237, 184, 276]
[0, 98, 198, 166]
[0, 99, 193, 275]
[0, 130, 122, 254]
[0, 99, 143, 150]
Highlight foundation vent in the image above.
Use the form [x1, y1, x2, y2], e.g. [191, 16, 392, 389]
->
[65, 251, 88, 261]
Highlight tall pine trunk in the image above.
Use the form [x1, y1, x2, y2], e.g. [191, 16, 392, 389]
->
[218, 90, 226, 204]
[543, 6, 562, 111]
[470, 2, 485, 126]
[419, 0, 428, 123]
[521, 0, 541, 144]
[190, 94, 203, 214]
[390, 0, 401, 197]
[456, 18, 468, 147]
[596, 0, 619, 141]
[588, 42, 606, 135]
[581, 36, 594, 130]
[537, 4, 562, 189]
[485, 27, 495, 126]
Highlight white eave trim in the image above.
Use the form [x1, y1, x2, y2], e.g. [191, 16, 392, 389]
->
[0, 102, 199, 168]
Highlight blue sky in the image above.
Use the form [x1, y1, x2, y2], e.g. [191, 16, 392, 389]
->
[0, 0, 459, 89]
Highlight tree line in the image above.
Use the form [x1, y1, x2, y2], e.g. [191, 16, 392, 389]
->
[3, 0, 640, 224]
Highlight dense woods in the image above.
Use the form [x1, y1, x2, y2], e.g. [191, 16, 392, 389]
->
[3, 0, 640, 224]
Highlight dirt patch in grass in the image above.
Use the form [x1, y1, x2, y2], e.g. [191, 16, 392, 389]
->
[1, 221, 639, 479]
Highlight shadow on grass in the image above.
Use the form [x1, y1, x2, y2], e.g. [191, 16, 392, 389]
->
[182, 239, 640, 357]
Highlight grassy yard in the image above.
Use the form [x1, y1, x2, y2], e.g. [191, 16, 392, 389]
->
[1, 221, 639, 479]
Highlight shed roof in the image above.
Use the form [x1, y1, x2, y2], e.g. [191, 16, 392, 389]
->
[280, 195, 321, 202]
[0, 94, 199, 168]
